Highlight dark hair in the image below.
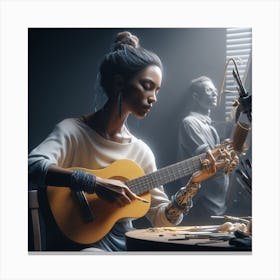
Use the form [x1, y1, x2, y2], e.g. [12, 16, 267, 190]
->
[99, 31, 163, 97]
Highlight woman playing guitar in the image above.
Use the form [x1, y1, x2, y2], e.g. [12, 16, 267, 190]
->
[28, 31, 238, 251]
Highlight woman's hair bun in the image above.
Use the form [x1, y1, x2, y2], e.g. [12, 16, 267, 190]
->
[112, 31, 140, 51]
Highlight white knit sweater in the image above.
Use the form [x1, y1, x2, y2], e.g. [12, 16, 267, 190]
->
[29, 118, 182, 250]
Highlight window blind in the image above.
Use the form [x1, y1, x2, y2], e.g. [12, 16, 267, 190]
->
[224, 28, 252, 120]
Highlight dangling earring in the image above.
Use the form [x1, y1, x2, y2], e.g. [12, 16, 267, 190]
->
[117, 92, 122, 118]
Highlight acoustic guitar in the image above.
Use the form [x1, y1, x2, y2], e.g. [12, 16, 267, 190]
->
[47, 140, 236, 245]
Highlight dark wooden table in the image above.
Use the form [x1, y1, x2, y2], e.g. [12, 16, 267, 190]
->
[125, 227, 251, 252]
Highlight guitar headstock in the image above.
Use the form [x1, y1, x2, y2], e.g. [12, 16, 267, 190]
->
[210, 139, 239, 174]
[193, 139, 240, 183]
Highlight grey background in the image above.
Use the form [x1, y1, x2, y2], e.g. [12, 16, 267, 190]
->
[28, 28, 250, 227]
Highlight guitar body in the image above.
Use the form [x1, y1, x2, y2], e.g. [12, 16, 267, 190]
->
[47, 159, 151, 245]
[46, 142, 237, 245]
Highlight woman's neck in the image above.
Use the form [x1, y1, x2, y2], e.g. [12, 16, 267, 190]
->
[86, 101, 131, 143]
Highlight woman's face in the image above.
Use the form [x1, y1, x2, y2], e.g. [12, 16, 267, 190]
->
[123, 65, 162, 118]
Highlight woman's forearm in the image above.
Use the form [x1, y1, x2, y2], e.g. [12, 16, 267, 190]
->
[45, 165, 72, 187]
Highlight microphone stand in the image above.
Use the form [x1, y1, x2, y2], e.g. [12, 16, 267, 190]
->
[231, 67, 252, 195]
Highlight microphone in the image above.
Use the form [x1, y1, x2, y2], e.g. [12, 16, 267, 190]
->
[232, 69, 252, 123]
[232, 121, 250, 152]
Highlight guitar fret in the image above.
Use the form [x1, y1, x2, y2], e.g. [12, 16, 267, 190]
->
[126, 153, 206, 195]
[127, 181, 141, 195]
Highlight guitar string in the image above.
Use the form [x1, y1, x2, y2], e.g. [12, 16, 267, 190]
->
[126, 154, 206, 195]
[128, 159, 201, 192]
[128, 160, 201, 192]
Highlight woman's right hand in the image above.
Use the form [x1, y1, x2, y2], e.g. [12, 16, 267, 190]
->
[95, 177, 137, 207]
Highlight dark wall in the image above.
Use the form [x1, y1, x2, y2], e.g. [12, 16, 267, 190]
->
[28, 28, 232, 230]
[29, 28, 226, 167]
[28, 29, 252, 231]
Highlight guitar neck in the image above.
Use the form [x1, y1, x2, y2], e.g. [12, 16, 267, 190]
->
[126, 153, 207, 195]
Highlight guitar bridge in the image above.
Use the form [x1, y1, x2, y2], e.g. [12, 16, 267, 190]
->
[73, 191, 94, 223]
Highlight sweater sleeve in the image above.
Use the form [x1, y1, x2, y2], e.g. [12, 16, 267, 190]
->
[28, 119, 75, 188]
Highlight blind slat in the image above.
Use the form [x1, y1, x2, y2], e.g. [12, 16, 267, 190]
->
[227, 38, 252, 44]
[227, 28, 252, 32]
[224, 28, 252, 119]
[226, 32, 252, 38]
[226, 49, 251, 54]
[227, 43, 252, 50]
[226, 54, 250, 59]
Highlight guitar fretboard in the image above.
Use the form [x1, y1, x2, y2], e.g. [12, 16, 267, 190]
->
[126, 153, 206, 195]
